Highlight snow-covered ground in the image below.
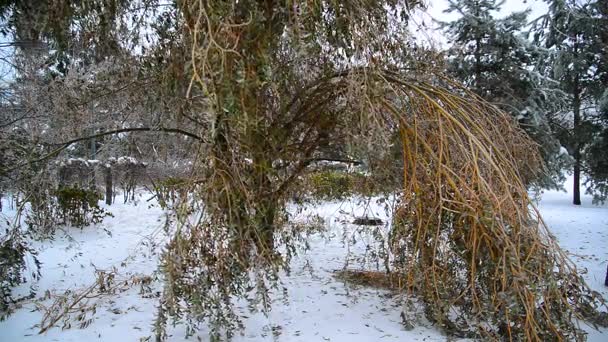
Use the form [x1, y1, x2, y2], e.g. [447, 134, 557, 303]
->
[537, 178, 608, 297]
[1, 176, 607, 341]
[535, 177, 608, 342]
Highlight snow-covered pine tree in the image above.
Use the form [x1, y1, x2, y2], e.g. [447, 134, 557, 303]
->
[534, 0, 608, 205]
[586, 88, 608, 204]
[441, 0, 567, 189]
[581, 0, 608, 204]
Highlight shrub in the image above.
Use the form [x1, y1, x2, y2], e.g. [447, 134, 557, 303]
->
[25, 189, 62, 236]
[307, 171, 354, 200]
[305, 171, 391, 200]
[56, 187, 112, 228]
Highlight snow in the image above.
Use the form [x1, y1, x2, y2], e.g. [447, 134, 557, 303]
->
[115, 156, 146, 166]
[1, 175, 607, 341]
[536, 176, 608, 298]
[535, 177, 608, 342]
[58, 158, 97, 167]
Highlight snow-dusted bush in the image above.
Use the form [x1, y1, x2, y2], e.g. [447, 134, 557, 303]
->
[56, 187, 112, 227]
[106, 157, 147, 203]
[0, 232, 40, 321]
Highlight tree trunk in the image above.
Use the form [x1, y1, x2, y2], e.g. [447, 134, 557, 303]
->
[573, 154, 581, 205]
[105, 167, 113, 205]
[257, 200, 276, 253]
[605, 264, 608, 287]
[89, 131, 97, 190]
[572, 80, 582, 206]
[253, 151, 277, 254]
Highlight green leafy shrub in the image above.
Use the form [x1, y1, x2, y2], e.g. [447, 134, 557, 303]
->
[56, 187, 112, 227]
[25, 189, 62, 236]
[305, 171, 390, 200]
[307, 171, 354, 200]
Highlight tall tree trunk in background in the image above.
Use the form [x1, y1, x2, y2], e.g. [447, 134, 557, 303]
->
[473, 3, 482, 96]
[89, 129, 97, 190]
[572, 80, 582, 206]
[104, 166, 112, 205]
[573, 150, 581, 205]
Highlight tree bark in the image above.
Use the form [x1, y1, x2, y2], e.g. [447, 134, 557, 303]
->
[572, 79, 582, 206]
[257, 199, 277, 253]
[573, 153, 581, 205]
[104, 167, 113, 205]
[88, 132, 97, 191]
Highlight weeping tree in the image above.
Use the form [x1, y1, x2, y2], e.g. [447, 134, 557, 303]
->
[154, 1, 606, 341]
[0, 0, 605, 341]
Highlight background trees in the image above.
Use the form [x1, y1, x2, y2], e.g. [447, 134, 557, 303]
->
[441, 0, 567, 189]
[440, 0, 608, 205]
[532, 0, 608, 204]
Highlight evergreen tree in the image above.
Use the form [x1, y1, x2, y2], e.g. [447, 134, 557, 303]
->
[582, 0, 608, 204]
[534, 0, 608, 204]
[441, 0, 567, 189]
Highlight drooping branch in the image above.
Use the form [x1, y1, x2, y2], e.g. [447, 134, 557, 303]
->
[1, 127, 204, 174]
[52, 127, 204, 146]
